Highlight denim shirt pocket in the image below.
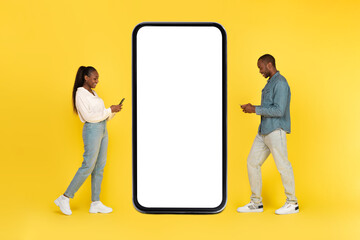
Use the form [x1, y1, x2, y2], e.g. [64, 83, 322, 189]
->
[262, 88, 272, 103]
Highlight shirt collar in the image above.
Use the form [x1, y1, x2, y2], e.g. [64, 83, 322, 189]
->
[78, 87, 96, 96]
[267, 71, 280, 83]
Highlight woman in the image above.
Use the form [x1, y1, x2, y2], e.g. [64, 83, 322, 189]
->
[55, 66, 122, 215]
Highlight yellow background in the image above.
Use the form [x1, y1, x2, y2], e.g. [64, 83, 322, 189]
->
[1, 0, 359, 239]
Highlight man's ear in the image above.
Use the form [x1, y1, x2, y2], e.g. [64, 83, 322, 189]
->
[267, 62, 272, 69]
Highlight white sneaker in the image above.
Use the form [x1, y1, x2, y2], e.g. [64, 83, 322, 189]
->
[89, 201, 113, 214]
[54, 195, 72, 215]
[237, 202, 264, 213]
[275, 202, 299, 215]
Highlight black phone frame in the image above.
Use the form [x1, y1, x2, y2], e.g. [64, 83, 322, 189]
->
[132, 22, 227, 214]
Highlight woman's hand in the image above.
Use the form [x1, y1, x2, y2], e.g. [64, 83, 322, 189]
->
[110, 104, 123, 113]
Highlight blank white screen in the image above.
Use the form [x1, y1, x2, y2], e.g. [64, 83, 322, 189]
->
[136, 26, 223, 208]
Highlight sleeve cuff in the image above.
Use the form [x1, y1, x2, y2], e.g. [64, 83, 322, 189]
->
[255, 106, 261, 115]
[106, 108, 116, 121]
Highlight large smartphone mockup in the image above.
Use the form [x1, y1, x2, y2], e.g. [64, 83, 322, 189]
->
[132, 22, 227, 213]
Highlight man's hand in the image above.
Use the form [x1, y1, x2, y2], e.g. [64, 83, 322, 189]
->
[240, 103, 256, 113]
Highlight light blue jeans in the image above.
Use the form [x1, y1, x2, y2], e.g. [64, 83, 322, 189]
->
[65, 120, 108, 201]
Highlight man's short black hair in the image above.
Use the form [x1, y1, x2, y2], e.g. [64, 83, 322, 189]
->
[258, 54, 276, 68]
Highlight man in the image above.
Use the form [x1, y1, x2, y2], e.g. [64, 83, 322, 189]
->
[237, 54, 299, 215]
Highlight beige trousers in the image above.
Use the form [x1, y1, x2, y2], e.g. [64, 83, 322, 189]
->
[247, 129, 297, 204]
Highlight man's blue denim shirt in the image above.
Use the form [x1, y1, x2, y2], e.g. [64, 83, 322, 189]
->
[255, 71, 291, 135]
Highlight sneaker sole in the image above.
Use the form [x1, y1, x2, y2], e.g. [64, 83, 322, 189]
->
[275, 209, 299, 215]
[237, 208, 264, 213]
[89, 209, 112, 214]
[54, 199, 72, 216]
